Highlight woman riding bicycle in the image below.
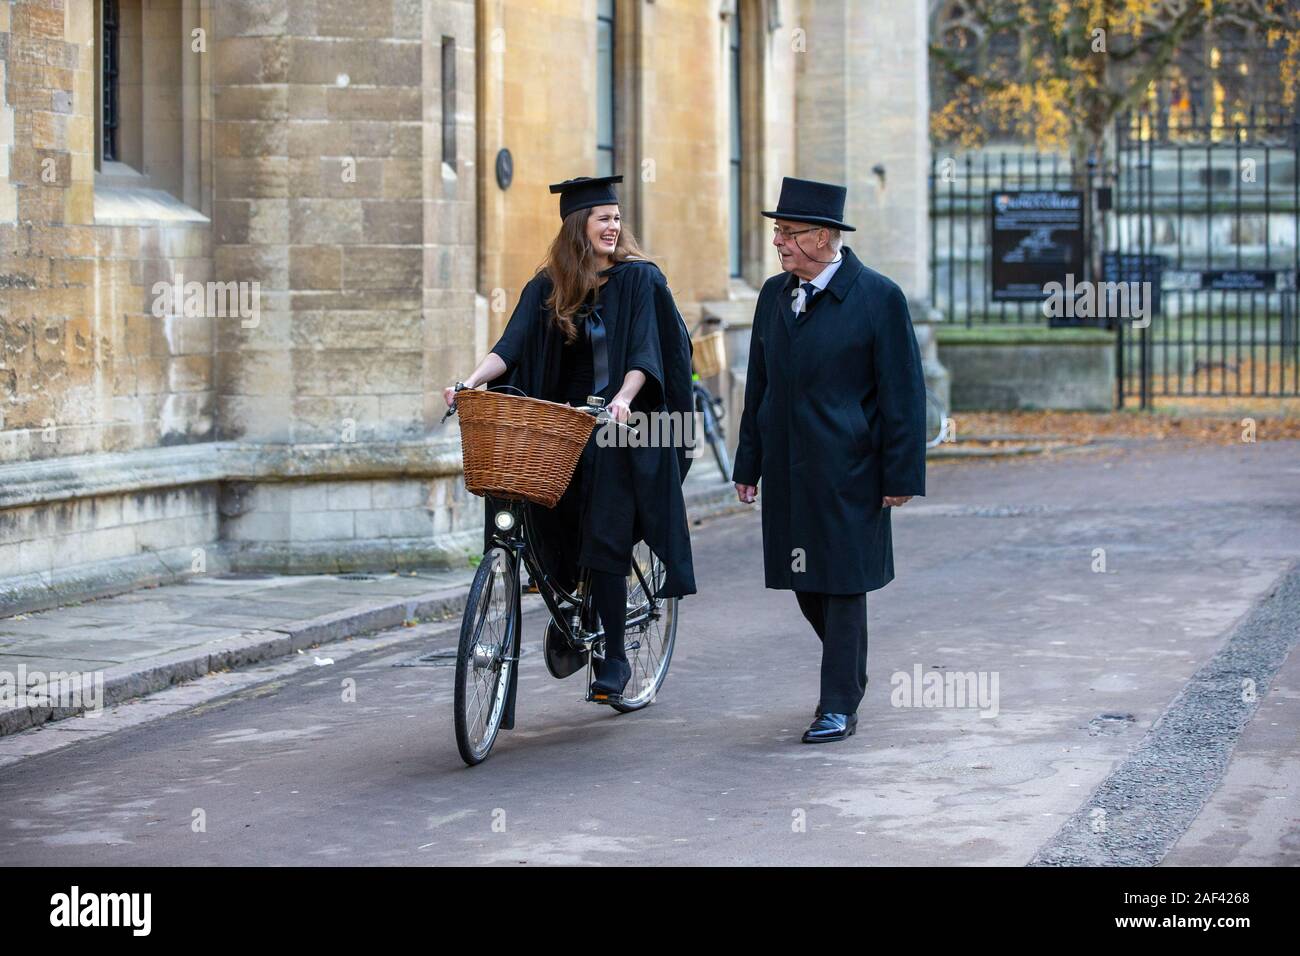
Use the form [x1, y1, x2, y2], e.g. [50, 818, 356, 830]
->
[443, 174, 696, 703]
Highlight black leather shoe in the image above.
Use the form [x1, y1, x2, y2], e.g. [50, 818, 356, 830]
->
[590, 656, 631, 703]
[801, 712, 857, 743]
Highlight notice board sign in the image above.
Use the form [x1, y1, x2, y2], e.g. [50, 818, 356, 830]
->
[990, 190, 1085, 302]
[1201, 270, 1278, 291]
[1102, 252, 1164, 319]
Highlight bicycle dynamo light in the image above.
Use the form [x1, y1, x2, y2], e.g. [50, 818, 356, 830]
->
[494, 509, 516, 531]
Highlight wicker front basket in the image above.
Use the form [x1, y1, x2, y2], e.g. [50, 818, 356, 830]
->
[455, 388, 597, 509]
[692, 329, 727, 379]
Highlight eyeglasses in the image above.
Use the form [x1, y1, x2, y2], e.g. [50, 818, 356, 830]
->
[771, 225, 820, 240]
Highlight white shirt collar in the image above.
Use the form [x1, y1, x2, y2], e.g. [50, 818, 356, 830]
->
[792, 251, 843, 313]
[808, 250, 843, 291]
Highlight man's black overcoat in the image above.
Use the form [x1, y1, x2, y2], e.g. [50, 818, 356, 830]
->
[731, 246, 926, 594]
[482, 259, 696, 599]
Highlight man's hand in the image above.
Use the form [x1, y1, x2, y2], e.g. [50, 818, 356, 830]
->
[882, 496, 912, 508]
[735, 483, 758, 504]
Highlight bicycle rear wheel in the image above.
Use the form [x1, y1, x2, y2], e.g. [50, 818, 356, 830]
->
[695, 386, 731, 482]
[708, 428, 731, 483]
[612, 541, 677, 713]
[454, 545, 519, 765]
[925, 387, 949, 447]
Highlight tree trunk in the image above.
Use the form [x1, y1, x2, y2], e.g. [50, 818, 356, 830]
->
[1075, 118, 1111, 309]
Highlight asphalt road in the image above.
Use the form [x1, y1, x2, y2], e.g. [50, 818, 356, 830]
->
[2, 439, 1298, 865]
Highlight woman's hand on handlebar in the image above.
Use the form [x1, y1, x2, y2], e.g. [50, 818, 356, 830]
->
[608, 396, 632, 423]
[442, 384, 460, 408]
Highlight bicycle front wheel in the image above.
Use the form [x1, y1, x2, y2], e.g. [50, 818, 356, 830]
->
[454, 545, 519, 765]
[613, 541, 678, 713]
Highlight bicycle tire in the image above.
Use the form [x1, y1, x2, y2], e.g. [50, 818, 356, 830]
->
[611, 542, 677, 713]
[454, 545, 519, 765]
[709, 431, 731, 483]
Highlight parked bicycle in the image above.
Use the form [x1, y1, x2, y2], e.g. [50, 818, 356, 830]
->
[924, 386, 952, 448]
[689, 316, 732, 481]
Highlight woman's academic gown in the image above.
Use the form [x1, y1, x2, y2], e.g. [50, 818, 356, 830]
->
[482, 259, 696, 599]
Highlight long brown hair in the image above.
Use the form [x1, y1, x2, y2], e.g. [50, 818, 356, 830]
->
[541, 206, 651, 343]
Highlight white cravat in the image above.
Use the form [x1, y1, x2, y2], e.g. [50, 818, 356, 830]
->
[792, 251, 843, 315]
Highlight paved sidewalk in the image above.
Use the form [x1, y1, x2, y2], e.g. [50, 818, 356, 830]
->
[0, 567, 477, 737]
[0, 459, 745, 736]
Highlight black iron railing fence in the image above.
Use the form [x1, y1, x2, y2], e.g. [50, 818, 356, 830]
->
[1114, 111, 1299, 403]
[929, 150, 1091, 327]
[928, 109, 1300, 401]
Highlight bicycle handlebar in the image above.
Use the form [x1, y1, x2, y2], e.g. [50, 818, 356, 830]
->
[439, 381, 470, 424]
[688, 315, 726, 339]
[442, 384, 635, 434]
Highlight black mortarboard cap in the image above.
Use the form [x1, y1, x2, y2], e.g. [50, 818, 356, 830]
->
[548, 175, 623, 220]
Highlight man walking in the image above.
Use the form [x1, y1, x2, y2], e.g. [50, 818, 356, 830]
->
[732, 177, 927, 743]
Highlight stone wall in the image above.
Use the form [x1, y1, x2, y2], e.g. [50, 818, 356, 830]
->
[938, 328, 1117, 411]
[208, 0, 480, 576]
[1, 0, 481, 612]
[795, 0, 931, 301]
[0, 0, 223, 610]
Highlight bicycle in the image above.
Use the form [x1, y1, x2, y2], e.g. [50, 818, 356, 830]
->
[445, 386, 679, 766]
[924, 386, 952, 448]
[689, 316, 732, 482]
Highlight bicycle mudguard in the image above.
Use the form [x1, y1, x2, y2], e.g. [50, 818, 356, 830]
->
[499, 576, 523, 731]
[501, 658, 518, 731]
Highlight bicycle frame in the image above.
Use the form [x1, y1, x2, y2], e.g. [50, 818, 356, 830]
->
[483, 496, 660, 651]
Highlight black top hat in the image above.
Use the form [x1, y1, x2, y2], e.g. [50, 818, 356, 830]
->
[549, 175, 623, 220]
[761, 176, 856, 231]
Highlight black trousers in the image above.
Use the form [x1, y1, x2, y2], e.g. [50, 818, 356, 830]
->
[794, 590, 868, 715]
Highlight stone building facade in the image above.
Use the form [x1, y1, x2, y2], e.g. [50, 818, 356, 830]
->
[1, 0, 942, 613]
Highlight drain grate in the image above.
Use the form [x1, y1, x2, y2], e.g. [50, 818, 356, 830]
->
[337, 573, 378, 581]
[393, 646, 531, 667]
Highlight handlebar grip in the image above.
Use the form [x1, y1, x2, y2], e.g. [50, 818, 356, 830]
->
[440, 382, 469, 423]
